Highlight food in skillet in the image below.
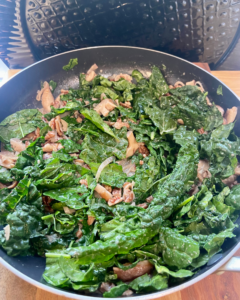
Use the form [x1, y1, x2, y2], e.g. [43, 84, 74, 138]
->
[0, 61, 240, 297]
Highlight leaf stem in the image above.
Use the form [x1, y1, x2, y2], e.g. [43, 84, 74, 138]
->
[45, 253, 71, 258]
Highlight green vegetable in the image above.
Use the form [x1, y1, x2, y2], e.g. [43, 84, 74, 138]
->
[217, 85, 223, 96]
[49, 80, 57, 92]
[81, 108, 118, 140]
[1, 64, 240, 297]
[0, 109, 43, 144]
[62, 58, 78, 71]
[103, 284, 129, 298]
[90, 163, 126, 188]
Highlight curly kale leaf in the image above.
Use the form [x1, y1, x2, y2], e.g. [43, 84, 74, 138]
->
[62, 58, 78, 71]
[170, 86, 222, 131]
[129, 273, 168, 293]
[89, 163, 126, 188]
[158, 227, 200, 269]
[80, 127, 128, 164]
[0, 109, 44, 144]
[81, 108, 118, 140]
[144, 105, 177, 135]
[0, 167, 13, 184]
[149, 66, 169, 97]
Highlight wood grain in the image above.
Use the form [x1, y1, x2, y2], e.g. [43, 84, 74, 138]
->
[211, 71, 240, 98]
[1, 66, 240, 300]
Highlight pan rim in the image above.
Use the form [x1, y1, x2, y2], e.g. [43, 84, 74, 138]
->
[1, 45, 240, 299]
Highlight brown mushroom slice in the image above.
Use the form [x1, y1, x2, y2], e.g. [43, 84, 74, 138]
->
[42, 143, 63, 152]
[10, 138, 26, 153]
[186, 80, 196, 86]
[36, 81, 55, 113]
[126, 131, 140, 158]
[108, 73, 132, 83]
[222, 175, 238, 187]
[86, 64, 98, 82]
[87, 216, 95, 225]
[63, 207, 76, 214]
[94, 184, 112, 201]
[94, 99, 117, 117]
[225, 107, 238, 124]
[197, 160, 211, 182]
[113, 261, 154, 281]
[0, 151, 17, 169]
[123, 182, 135, 203]
[8, 181, 18, 189]
[113, 119, 130, 130]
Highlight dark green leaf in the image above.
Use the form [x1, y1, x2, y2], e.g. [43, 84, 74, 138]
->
[62, 58, 78, 71]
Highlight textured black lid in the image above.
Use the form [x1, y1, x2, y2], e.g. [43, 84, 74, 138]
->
[1, 0, 240, 69]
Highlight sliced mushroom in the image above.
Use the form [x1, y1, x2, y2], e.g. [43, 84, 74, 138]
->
[94, 183, 112, 201]
[36, 81, 55, 113]
[126, 131, 139, 158]
[197, 160, 211, 182]
[7, 181, 18, 189]
[63, 207, 76, 214]
[225, 107, 238, 124]
[108, 73, 132, 83]
[4, 225, 10, 241]
[94, 99, 117, 117]
[86, 64, 98, 82]
[222, 175, 238, 187]
[123, 182, 135, 203]
[113, 118, 130, 130]
[0, 151, 17, 169]
[113, 261, 153, 281]
[120, 101, 132, 109]
[108, 188, 122, 206]
[10, 138, 26, 153]
[42, 143, 63, 152]
[87, 216, 95, 226]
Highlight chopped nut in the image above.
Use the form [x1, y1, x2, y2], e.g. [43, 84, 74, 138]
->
[138, 144, 150, 156]
[146, 195, 153, 203]
[139, 160, 144, 165]
[177, 119, 184, 125]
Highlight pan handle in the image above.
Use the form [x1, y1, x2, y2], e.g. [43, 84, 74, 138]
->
[215, 257, 240, 273]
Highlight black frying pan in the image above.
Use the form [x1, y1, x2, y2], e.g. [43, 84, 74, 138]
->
[0, 46, 240, 299]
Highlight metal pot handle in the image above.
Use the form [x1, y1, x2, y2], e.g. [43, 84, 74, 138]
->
[215, 256, 240, 273]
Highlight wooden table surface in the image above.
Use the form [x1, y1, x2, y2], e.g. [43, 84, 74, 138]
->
[1, 65, 240, 300]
